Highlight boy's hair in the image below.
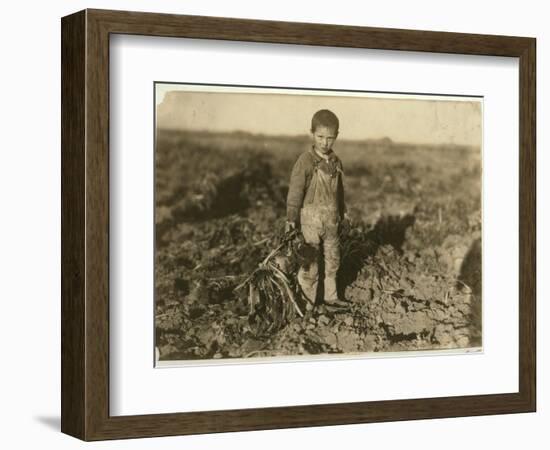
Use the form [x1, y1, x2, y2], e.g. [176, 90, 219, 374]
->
[311, 109, 339, 133]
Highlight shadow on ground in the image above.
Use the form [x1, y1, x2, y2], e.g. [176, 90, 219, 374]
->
[459, 237, 482, 346]
[337, 213, 416, 298]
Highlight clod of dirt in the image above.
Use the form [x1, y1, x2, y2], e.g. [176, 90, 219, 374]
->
[174, 277, 190, 295]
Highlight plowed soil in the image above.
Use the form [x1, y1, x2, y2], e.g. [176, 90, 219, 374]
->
[155, 130, 482, 361]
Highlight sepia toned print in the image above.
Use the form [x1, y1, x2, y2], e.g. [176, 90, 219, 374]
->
[154, 83, 482, 364]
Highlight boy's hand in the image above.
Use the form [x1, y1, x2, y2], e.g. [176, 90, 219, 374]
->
[339, 213, 352, 235]
[285, 221, 297, 233]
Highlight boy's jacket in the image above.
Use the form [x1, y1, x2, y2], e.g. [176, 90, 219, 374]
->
[286, 147, 346, 223]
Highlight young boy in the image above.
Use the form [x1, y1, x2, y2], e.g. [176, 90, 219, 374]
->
[286, 109, 349, 308]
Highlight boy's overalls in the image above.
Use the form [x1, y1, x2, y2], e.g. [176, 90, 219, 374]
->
[295, 151, 343, 304]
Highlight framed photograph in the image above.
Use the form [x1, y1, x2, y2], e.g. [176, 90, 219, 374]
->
[61, 9, 536, 440]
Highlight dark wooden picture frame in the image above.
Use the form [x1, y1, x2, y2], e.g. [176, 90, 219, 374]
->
[61, 9, 536, 441]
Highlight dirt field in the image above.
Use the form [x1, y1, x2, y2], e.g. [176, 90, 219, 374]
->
[155, 129, 482, 361]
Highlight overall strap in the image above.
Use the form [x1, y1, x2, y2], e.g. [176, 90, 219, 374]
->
[304, 162, 319, 201]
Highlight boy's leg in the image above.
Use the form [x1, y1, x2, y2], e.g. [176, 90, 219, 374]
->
[298, 208, 321, 305]
[323, 229, 340, 302]
[297, 247, 319, 304]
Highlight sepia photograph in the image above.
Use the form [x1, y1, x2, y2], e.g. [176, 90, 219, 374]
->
[154, 83, 482, 365]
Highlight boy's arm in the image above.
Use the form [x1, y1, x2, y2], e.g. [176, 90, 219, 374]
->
[286, 155, 307, 224]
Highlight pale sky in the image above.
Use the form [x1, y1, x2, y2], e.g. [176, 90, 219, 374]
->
[156, 84, 482, 146]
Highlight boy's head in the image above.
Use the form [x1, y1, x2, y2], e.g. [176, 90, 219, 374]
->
[310, 109, 339, 155]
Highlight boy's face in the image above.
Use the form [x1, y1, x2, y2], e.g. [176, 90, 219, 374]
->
[312, 125, 338, 155]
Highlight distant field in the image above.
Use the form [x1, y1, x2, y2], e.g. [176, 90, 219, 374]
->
[155, 129, 482, 361]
